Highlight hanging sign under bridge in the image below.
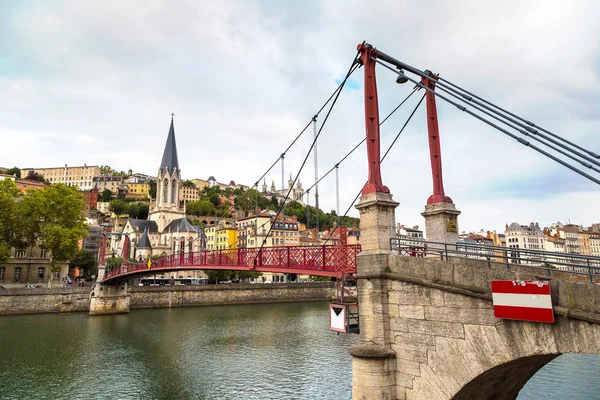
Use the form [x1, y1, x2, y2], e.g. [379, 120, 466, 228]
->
[491, 280, 554, 323]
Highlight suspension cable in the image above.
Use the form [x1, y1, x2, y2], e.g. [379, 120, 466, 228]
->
[430, 84, 600, 173]
[205, 61, 361, 232]
[437, 75, 600, 160]
[304, 86, 419, 195]
[373, 45, 600, 162]
[254, 51, 360, 260]
[374, 58, 600, 186]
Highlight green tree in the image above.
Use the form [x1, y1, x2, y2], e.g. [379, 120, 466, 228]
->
[182, 180, 196, 188]
[209, 193, 221, 207]
[109, 199, 127, 216]
[309, 275, 334, 282]
[100, 189, 113, 202]
[205, 270, 234, 284]
[125, 202, 139, 218]
[270, 196, 279, 208]
[100, 165, 127, 177]
[149, 180, 157, 199]
[24, 171, 45, 182]
[5, 167, 21, 178]
[18, 184, 88, 287]
[197, 199, 217, 216]
[69, 249, 98, 278]
[137, 203, 149, 219]
[0, 179, 21, 266]
[105, 256, 123, 272]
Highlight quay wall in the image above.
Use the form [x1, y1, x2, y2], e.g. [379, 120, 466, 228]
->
[0, 282, 335, 316]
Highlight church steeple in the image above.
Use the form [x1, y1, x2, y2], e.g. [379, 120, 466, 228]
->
[160, 114, 179, 173]
[148, 115, 185, 233]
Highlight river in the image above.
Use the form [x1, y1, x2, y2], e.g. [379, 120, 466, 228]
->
[0, 302, 598, 399]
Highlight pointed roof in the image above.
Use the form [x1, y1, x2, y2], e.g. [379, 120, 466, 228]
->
[137, 228, 152, 249]
[129, 219, 159, 233]
[160, 116, 179, 173]
[163, 217, 199, 233]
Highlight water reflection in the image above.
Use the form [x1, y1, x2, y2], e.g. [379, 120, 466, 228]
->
[518, 353, 600, 400]
[0, 302, 358, 400]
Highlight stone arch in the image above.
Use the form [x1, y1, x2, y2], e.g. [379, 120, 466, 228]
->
[391, 281, 600, 399]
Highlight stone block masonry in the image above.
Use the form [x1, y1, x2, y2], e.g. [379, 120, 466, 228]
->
[0, 283, 335, 316]
[129, 282, 335, 309]
[0, 287, 91, 315]
[358, 254, 600, 399]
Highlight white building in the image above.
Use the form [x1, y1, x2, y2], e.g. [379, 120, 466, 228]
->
[504, 222, 546, 265]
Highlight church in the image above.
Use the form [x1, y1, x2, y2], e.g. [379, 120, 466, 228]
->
[116, 117, 202, 260]
[261, 174, 306, 205]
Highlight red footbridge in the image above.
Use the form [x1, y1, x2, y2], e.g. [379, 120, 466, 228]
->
[101, 245, 361, 284]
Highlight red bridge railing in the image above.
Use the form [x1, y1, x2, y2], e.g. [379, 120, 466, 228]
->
[102, 245, 361, 282]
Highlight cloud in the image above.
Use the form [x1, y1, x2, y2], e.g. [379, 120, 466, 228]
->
[1, 0, 599, 236]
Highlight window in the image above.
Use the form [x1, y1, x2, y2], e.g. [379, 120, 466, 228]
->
[40, 248, 47, 258]
[38, 267, 45, 280]
[163, 179, 169, 203]
[0, 267, 5, 281]
[15, 249, 26, 258]
[14, 267, 21, 281]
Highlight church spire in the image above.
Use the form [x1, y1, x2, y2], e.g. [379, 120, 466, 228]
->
[160, 114, 179, 172]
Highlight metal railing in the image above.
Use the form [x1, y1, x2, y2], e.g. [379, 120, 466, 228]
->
[102, 244, 361, 282]
[390, 238, 600, 282]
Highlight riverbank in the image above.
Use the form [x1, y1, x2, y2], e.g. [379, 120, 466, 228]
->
[0, 282, 335, 316]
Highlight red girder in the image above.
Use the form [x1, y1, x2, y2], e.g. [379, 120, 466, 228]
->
[101, 245, 361, 284]
[422, 73, 453, 204]
[357, 43, 389, 195]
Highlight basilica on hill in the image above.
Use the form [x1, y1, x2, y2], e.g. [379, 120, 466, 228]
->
[116, 117, 202, 260]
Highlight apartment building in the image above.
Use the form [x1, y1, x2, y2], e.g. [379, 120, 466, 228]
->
[21, 164, 100, 189]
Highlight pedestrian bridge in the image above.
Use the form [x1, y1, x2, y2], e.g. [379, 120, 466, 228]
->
[101, 245, 361, 284]
[352, 249, 600, 400]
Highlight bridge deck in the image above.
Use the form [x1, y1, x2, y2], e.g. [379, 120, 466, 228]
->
[102, 245, 361, 284]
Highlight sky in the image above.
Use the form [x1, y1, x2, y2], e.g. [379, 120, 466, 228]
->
[1, 0, 599, 235]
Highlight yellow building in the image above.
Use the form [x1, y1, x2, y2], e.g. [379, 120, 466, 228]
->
[126, 182, 150, 199]
[204, 221, 237, 250]
[216, 224, 238, 250]
[191, 179, 210, 191]
[205, 225, 217, 250]
[21, 164, 100, 190]
[180, 185, 200, 202]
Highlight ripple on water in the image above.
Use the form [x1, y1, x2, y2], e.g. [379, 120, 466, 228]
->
[0, 302, 358, 400]
[518, 354, 600, 400]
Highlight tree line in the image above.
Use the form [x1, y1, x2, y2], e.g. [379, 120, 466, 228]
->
[185, 185, 360, 230]
[0, 180, 88, 286]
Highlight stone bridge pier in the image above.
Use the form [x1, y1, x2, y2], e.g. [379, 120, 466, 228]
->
[88, 264, 130, 315]
[351, 251, 600, 400]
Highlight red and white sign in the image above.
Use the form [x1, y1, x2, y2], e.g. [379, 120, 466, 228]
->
[330, 304, 346, 332]
[491, 280, 554, 323]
